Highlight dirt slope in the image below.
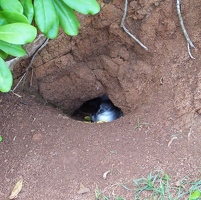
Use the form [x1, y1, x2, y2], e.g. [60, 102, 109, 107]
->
[1, 0, 201, 199]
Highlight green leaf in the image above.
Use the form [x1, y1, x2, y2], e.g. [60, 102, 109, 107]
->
[189, 190, 201, 200]
[0, 40, 26, 57]
[0, 0, 23, 13]
[52, 0, 80, 36]
[0, 50, 8, 59]
[45, 17, 59, 39]
[34, 0, 57, 33]
[0, 11, 29, 26]
[163, 174, 169, 181]
[61, 0, 100, 15]
[84, 116, 91, 121]
[0, 23, 37, 44]
[19, 0, 34, 24]
[0, 135, 3, 142]
[0, 57, 13, 92]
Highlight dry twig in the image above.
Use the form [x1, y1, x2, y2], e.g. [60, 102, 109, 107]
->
[12, 38, 49, 92]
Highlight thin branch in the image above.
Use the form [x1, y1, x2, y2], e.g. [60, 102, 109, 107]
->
[12, 38, 49, 92]
[22, 38, 49, 87]
[30, 65, 35, 88]
[121, 0, 148, 50]
[11, 72, 26, 92]
[176, 0, 195, 59]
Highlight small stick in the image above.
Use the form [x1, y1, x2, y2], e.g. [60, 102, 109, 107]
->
[121, 0, 148, 50]
[11, 72, 26, 92]
[12, 38, 49, 92]
[168, 136, 177, 147]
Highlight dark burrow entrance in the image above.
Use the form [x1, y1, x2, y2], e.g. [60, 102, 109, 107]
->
[69, 94, 123, 123]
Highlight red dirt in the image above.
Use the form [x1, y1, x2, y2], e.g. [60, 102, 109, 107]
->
[1, 0, 201, 199]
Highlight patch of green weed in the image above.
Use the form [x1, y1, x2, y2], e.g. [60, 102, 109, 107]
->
[95, 170, 201, 200]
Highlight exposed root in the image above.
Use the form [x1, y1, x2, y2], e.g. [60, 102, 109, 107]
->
[121, 0, 148, 50]
[176, 0, 195, 59]
[11, 38, 49, 92]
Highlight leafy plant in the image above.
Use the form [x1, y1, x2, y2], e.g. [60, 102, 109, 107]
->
[0, 57, 13, 92]
[0, 0, 100, 92]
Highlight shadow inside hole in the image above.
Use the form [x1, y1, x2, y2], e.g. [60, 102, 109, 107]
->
[70, 94, 123, 122]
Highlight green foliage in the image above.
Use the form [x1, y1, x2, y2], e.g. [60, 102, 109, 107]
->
[0, 11, 29, 25]
[19, 0, 34, 24]
[34, 0, 57, 34]
[62, 0, 100, 15]
[0, 23, 37, 44]
[189, 190, 201, 200]
[0, 57, 13, 92]
[0, 0, 100, 93]
[0, 0, 23, 13]
[45, 16, 59, 39]
[52, 0, 80, 36]
[0, 40, 26, 57]
[0, 50, 8, 59]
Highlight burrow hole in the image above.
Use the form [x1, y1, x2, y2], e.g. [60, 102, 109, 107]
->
[69, 94, 123, 123]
